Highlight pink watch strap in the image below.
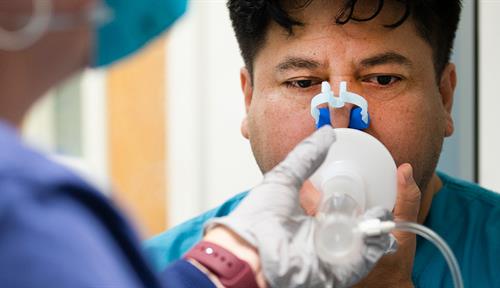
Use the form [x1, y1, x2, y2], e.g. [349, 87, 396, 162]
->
[184, 241, 260, 288]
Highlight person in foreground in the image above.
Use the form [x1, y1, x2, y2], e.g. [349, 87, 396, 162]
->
[0, 0, 398, 287]
[145, 0, 500, 287]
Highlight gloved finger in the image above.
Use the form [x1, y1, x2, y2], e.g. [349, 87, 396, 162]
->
[364, 231, 396, 252]
[361, 233, 392, 277]
[362, 206, 393, 222]
[232, 128, 335, 217]
[264, 125, 336, 191]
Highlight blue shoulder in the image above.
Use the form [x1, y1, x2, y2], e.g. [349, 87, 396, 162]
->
[437, 171, 500, 206]
[413, 172, 500, 288]
[144, 191, 248, 272]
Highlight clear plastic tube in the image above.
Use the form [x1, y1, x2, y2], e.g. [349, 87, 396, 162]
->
[394, 222, 464, 288]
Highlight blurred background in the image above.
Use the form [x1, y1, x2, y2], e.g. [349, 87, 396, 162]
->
[21, 0, 500, 238]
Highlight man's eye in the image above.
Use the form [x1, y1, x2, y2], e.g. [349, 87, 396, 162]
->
[285, 79, 320, 89]
[365, 75, 401, 86]
[296, 80, 313, 88]
[376, 75, 393, 85]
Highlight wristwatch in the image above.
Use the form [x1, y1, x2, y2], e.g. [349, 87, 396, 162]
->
[184, 241, 260, 288]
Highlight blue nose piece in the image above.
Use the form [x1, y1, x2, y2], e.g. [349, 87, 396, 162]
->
[349, 106, 370, 130]
[316, 107, 332, 129]
[316, 107, 370, 130]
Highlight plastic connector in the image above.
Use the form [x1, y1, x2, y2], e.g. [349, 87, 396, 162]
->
[358, 219, 396, 237]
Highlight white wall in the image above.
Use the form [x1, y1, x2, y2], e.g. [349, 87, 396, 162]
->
[479, 0, 500, 192]
[167, 1, 261, 227]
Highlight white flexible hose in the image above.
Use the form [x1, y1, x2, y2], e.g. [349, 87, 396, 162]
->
[358, 219, 464, 288]
[393, 221, 464, 288]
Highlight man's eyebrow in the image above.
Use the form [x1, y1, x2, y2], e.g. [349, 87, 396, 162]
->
[359, 52, 413, 68]
[275, 57, 323, 72]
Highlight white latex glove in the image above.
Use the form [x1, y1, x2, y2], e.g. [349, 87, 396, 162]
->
[206, 126, 394, 287]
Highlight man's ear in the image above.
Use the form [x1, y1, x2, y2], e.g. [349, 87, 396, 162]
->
[240, 67, 253, 139]
[241, 67, 253, 113]
[439, 63, 457, 137]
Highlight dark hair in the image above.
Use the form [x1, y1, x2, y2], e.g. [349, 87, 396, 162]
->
[227, 0, 462, 80]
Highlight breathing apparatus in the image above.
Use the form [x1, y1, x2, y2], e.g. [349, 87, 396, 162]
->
[310, 81, 463, 288]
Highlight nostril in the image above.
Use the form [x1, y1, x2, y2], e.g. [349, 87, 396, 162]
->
[330, 105, 353, 128]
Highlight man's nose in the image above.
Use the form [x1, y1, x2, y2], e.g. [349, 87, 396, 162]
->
[330, 103, 355, 128]
[327, 80, 361, 128]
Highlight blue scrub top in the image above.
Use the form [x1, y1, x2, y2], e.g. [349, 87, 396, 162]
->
[0, 122, 214, 287]
[145, 172, 500, 287]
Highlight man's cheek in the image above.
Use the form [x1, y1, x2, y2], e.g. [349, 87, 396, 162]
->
[269, 123, 314, 168]
[280, 123, 315, 153]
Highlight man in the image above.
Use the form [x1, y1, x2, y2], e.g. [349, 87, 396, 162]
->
[145, 0, 500, 287]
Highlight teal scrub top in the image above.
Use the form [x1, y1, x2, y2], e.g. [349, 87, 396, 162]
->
[144, 172, 500, 287]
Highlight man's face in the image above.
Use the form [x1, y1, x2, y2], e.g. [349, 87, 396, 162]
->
[240, 1, 455, 191]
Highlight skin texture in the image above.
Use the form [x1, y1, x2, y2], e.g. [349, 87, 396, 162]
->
[238, 0, 456, 286]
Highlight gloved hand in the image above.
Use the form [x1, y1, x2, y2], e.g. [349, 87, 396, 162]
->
[206, 126, 394, 287]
